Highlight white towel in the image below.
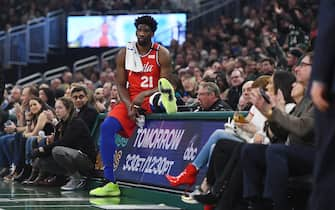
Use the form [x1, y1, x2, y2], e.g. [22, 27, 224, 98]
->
[125, 42, 143, 72]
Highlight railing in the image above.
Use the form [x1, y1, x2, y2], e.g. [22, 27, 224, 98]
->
[100, 48, 120, 69]
[43, 66, 70, 82]
[16, 72, 43, 87]
[73, 55, 100, 72]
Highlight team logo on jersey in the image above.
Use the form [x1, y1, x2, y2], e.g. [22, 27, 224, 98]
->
[148, 55, 155, 59]
[143, 62, 153, 72]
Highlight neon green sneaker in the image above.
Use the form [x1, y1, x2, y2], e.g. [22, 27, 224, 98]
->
[89, 182, 121, 197]
[158, 78, 177, 114]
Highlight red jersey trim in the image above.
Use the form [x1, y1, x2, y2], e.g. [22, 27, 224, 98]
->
[139, 42, 160, 67]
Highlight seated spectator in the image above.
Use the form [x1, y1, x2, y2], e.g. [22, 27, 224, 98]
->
[194, 67, 204, 83]
[102, 82, 112, 106]
[94, 87, 107, 113]
[195, 82, 232, 112]
[180, 73, 198, 106]
[22, 97, 54, 139]
[293, 52, 313, 87]
[0, 86, 39, 180]
[50, 79, 65, 99]
[32, 97, 97, 191]
[259, 58, 275, 76]
[241, 57, 314, 210]
[39, 87, 55, 108]
[245, 59, 260, 81]
[71, 86, 98, 131]
[59, 71, 73, 91]
[19, 97, 55, 183]
[215, 72, 229, 100]
[225, 68, 245, 110]
[286, 47, 303, 71]
[0, 86, 21, 129]
[238, 80, 253, 111]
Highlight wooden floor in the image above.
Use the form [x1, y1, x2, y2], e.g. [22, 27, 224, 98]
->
[0, 179, 199, 210]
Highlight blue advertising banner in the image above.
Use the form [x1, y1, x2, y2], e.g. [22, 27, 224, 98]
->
[114, 119, 226, 190]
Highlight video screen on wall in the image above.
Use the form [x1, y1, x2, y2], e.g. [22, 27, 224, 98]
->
[67, 13, 187, 48]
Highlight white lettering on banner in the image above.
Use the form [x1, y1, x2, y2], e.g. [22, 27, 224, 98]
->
[133, 128, 185, 150]
[122, 154, 174, 175]
[183, 142, 198, 161]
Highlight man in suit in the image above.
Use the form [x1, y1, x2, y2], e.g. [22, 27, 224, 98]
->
[310, 1, 335, 210]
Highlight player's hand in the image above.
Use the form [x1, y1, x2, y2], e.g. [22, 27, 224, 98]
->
[132, 92, 146, 107]
[311, 81, 330, 112]
[127, 104, 138, 121]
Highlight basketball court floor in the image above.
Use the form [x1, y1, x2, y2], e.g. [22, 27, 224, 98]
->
[0, 180, 196, 210]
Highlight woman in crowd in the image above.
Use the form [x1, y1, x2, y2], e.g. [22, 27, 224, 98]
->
[32, 97, 97, 191]
[21, 97, 55, 183]
[23, 97, 54, 139]
[180, 73, 198, 106]
[93, 87, 107, 113]
[39, 87, 55, 107]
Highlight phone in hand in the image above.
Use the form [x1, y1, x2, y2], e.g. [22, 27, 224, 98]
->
[259, 88, 271, 104]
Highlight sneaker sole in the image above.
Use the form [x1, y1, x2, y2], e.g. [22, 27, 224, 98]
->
[89, 190, 121, 197]
[181, 194, 199, 204]
[61, 182, 86, 191]
[158, 78, 177, 114]
[89, 197, 121, 205]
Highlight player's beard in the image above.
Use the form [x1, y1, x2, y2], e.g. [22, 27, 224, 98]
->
[137, 38, 150, 47]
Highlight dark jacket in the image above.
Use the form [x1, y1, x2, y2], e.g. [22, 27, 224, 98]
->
[267, 96, 314, 146]
[227, 84, 243, 110]
[77, 104, 98, 132]
[197, 99, 232, 112]
[43, 117, 97, 163]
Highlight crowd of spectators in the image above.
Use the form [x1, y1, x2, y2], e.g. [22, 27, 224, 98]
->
[0, 0, 200, 31]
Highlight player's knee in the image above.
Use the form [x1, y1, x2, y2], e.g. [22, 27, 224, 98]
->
[101, 117, 120, 134]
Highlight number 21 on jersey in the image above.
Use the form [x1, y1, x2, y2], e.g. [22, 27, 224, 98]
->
[140, 76, 153, 88]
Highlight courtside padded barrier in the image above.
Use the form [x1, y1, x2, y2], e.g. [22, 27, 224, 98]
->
[89, 111, 244, 210]
[90, 111, 246, 185]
